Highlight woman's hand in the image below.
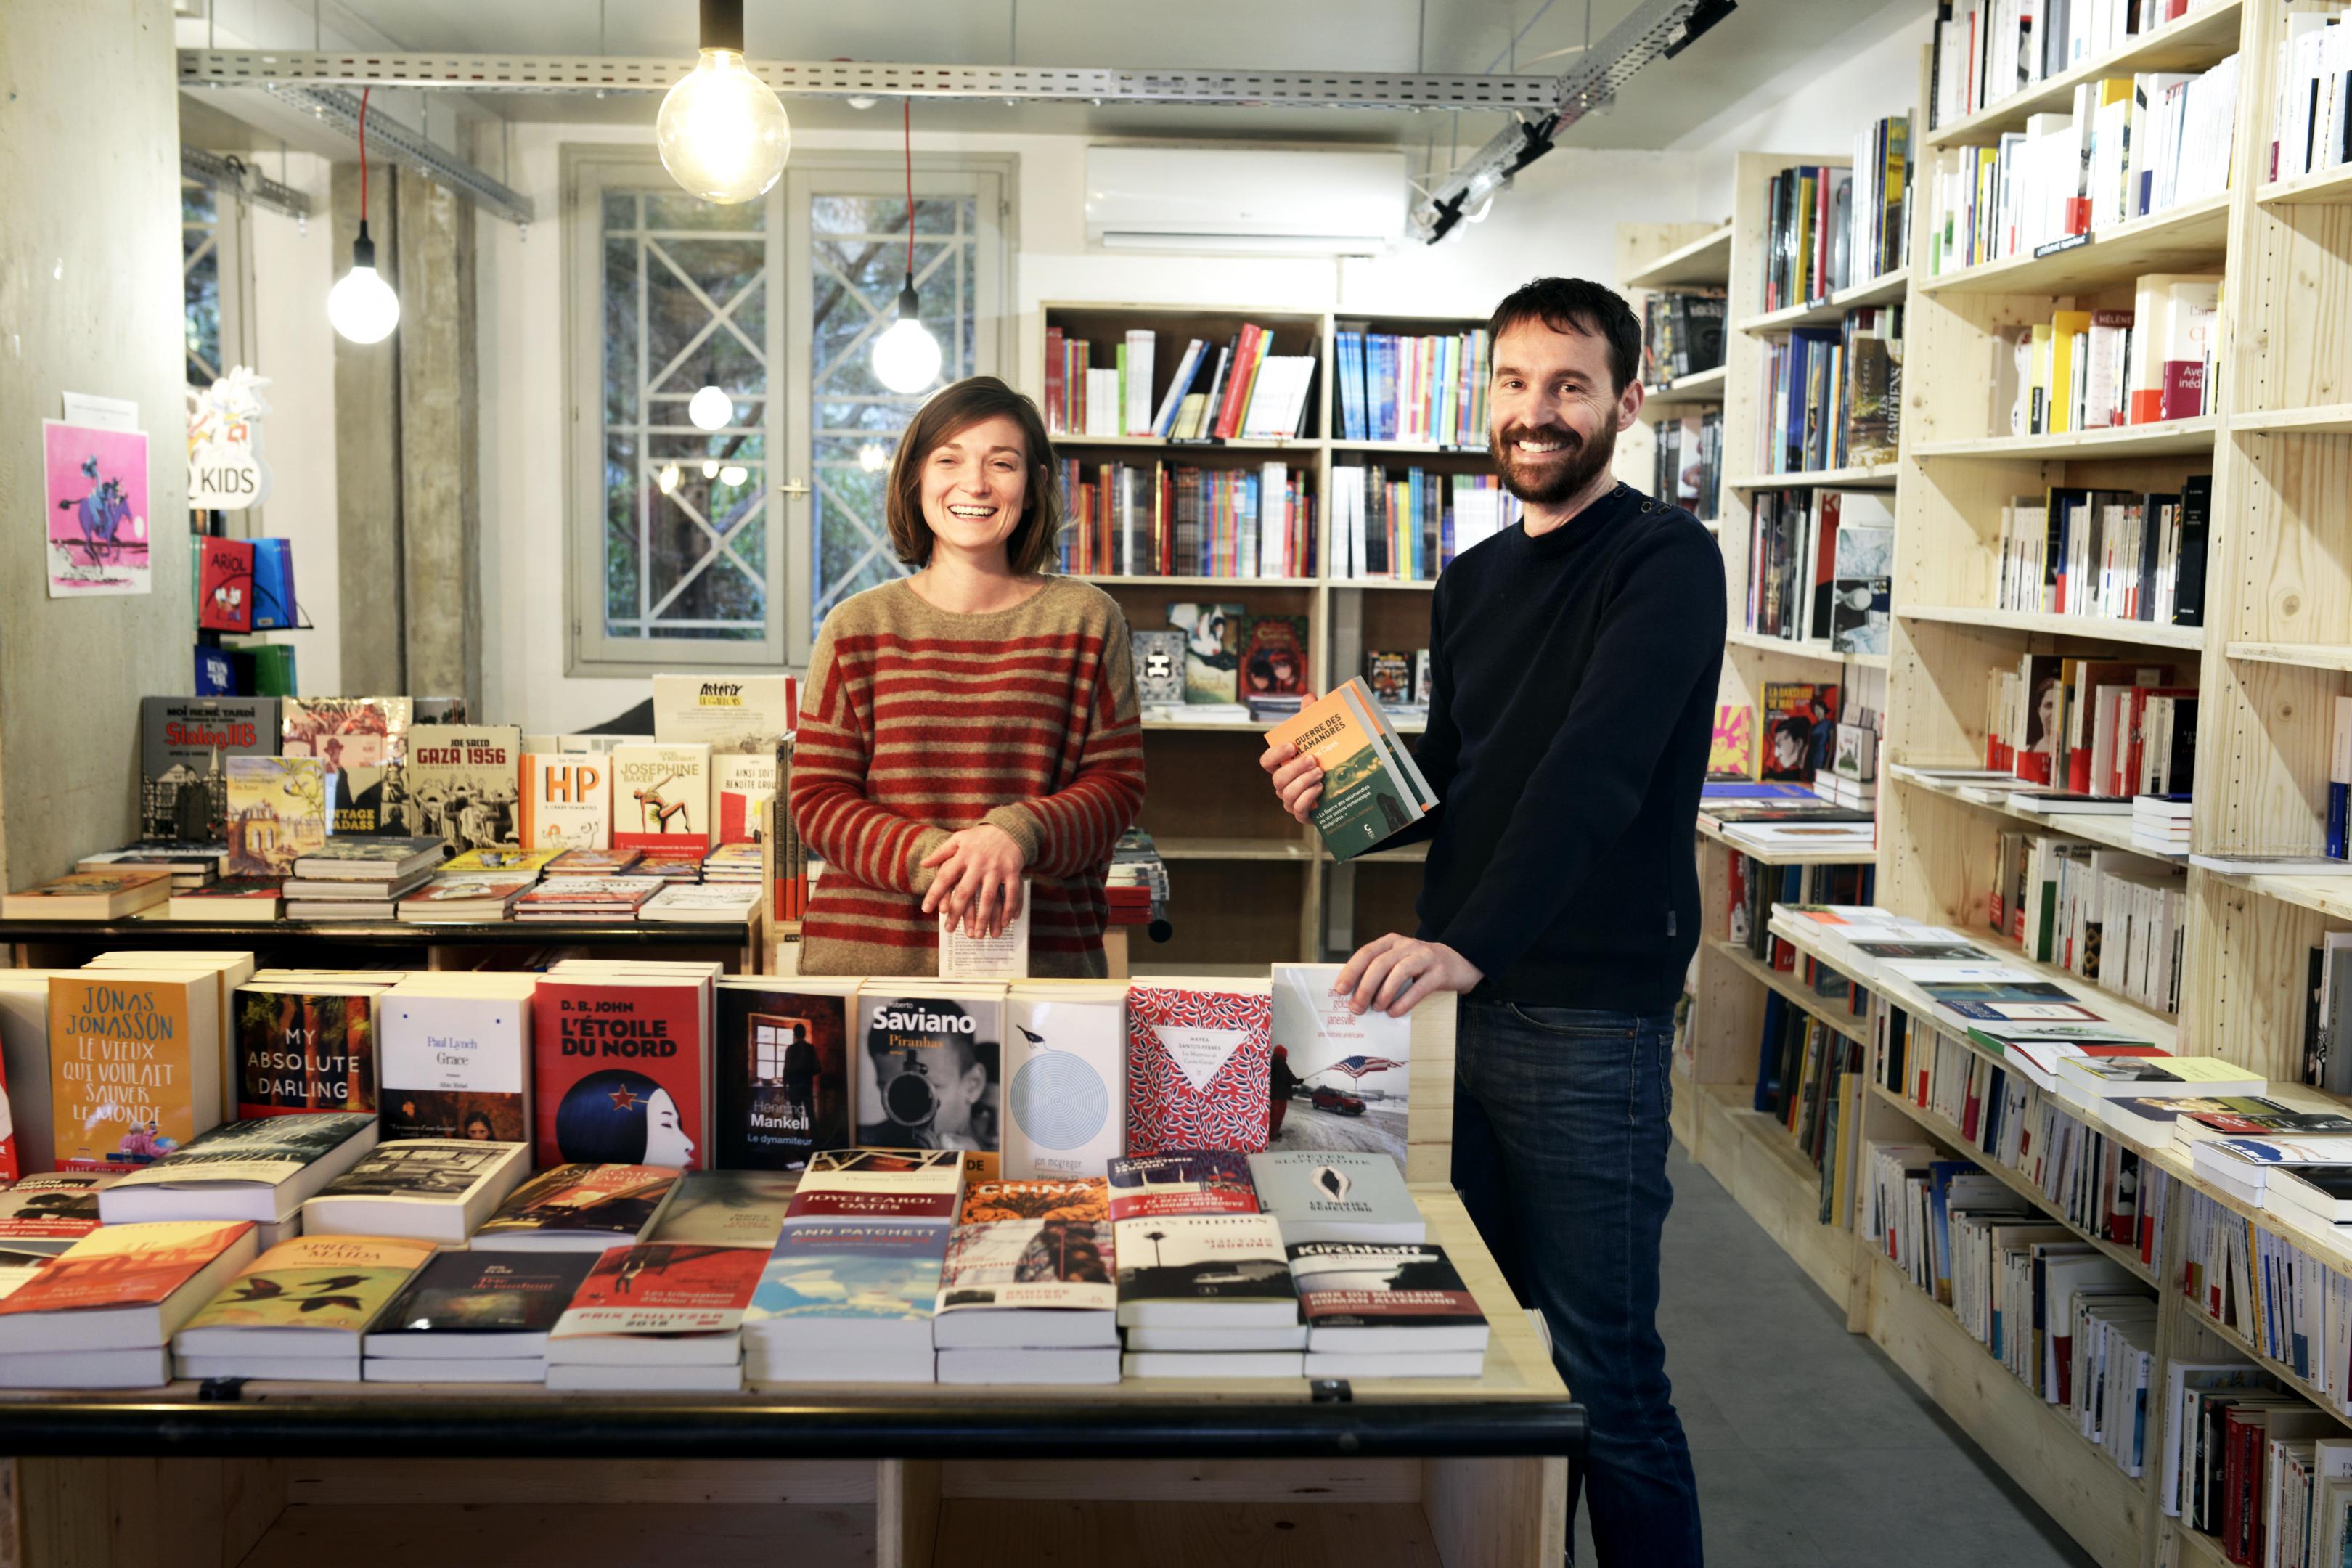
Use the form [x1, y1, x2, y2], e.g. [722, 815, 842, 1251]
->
[920, 824, 1028, 939]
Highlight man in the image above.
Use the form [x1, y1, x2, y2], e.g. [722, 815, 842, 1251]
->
[1261, 277, 1720, 1567]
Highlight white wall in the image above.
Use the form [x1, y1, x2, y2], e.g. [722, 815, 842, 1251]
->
[475, 121, 1715, 735]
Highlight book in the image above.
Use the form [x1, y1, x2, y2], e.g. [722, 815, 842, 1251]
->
[1289, 1241, 1490, 1354]
[609, 741, 714, 850]
[166, 877, 284, 922]
[0, 1220, 258, 1354]
[543, 847, 643, 876]
[1268, 963, 1412, 1165]
[279, 696, 409, 836]
[1709, 704, 1758, 780]
[290, 836, 448, 883]
[1003, 981, 1127, 1180]
[1113, 1212, 1299, 1328]
[173, 1233, 438, 1375]
[139, 697, 279, 843]
[224, 755, 332, 876]
[647, 1169, 799, 1251]
[519, 754, 613, 852]
[960, 1177, 1108, 1225]
[1263, 681, 1434, 859]
[1361, 650, 1415, 706]
[1168, 601, 1245, 704]
[1247, 1151, 1425, 1244]
[642, 883, 761, 922]
[99, 1111, 378, 1225]
[712, 979, 856, 1170]
[2053, 1055, 2267, 1101]
[378, 975, 536, 1143]
[741, 1219, 950, 1381]
[1122, 1348, 1302, 1379]
[1238, 616, 1310, 700]
[362, 1248, 600, 1365]
[1124, 980, 1274, 1156]
[0, 867, 172, 920]
[532, 973, 708, 1169]
[399, 873, 535, 921]
[438, 846, 560, 877]
[856, 984, 1005, 1181]
[301, 1139, 531, 1243]
[650, 673, 796, 754]
[471, 1164, 680, 1252]
[938, 891, 1031, 980]
[933, 1217, 1118, 1348]
[0, 1172, 118, 1253]
[397, 724, 523, 849]
[547, 1242, 767, 1359]
[1132, 629, 1188, 706]
[232, 982, 383, 1120]
[785, 1148, 965, 1225]
[1760, 682, 1839, 783]
[1107, 1151, 1261, 1222]
[47, 970, 223, 1173]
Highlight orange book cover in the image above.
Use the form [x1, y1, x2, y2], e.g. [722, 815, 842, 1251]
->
[960, 1177, 1109, 1225]
[0, 1220, 253, 1315]
[49, 973, 207, 1173]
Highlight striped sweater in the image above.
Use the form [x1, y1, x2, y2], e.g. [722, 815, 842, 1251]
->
[791, 576, 1146, 977]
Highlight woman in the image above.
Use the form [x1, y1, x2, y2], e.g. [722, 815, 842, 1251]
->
[792, 375, 1145, 977]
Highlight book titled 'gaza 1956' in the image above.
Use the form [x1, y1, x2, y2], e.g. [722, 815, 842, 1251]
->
[1264, 677, 1434, 860]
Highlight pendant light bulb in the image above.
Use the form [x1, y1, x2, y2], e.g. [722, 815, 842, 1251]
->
[871, 99, 943, 395]
[328, 226, 401, 344]
[656, 0, 791, 205]
[687, 383, 733, 430]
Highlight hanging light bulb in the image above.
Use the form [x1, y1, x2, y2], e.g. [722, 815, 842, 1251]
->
[687, 384, 733, 430]
[871, 99, 944, 395]
[857, 440, 890, 473]
[702, 459, 720, 479]
[718, 464, 748, 487]
[658, 463, 682, 495]
[656, 0, 791, 205]
[330, 86, 401, 344]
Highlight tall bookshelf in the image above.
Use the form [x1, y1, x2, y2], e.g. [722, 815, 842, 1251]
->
[1033, 301, 1495, 972]
[1648, 6, 2352, 1565]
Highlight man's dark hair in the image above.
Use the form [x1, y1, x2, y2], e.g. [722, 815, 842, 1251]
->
[1488, 277, 1643, 393]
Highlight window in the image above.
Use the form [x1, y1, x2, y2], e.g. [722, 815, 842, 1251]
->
[182, 177, 249, 392]
[568, 150, 1010, 673]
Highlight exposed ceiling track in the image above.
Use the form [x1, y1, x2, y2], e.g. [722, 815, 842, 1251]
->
[181, 146, 312, 221]
[1410, 0, 1727, 243]
[265, 83, 534, 224]
[179, 49, 1563, 113]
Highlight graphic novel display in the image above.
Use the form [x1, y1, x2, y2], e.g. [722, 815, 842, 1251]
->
[280, 697, 410, 836]
[399, 724, 523, 849]
[139, 697, 279, 842]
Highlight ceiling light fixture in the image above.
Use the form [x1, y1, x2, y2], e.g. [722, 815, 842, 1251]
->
[327, 86, 401, 343]
[870, 98, 944, 396]
[658, 462, 682, 494]
[656, 0, 792, 205]
[687, 383, 733, 430]
[858, 440, 890, 473]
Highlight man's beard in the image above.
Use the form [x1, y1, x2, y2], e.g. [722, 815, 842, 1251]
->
[1493, 420, 1615, 507]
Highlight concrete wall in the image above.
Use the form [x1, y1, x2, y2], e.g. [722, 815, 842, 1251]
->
[0, 0, 195, 889]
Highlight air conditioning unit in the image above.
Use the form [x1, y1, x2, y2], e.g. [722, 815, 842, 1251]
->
[1084, 146, 1408, 256]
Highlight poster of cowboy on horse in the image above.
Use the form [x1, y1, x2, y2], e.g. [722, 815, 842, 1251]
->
[41, 417, 150, 597]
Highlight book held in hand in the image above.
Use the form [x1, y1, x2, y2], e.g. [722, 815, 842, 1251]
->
[1264, 679, 1434, 860]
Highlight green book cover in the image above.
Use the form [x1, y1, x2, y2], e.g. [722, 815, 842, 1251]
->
[179, 1234, 436, 1334]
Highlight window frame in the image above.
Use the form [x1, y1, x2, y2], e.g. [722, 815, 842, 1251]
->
[562, 146, 1015, 677]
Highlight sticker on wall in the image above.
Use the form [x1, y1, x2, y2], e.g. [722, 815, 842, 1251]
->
[42, 418, 150, 597]
[187, 367, 272, 511]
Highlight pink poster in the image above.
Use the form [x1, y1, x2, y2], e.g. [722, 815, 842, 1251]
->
[42, 418, 150, 597]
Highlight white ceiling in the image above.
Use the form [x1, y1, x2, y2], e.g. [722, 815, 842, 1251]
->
[185, 0, 1920, 155]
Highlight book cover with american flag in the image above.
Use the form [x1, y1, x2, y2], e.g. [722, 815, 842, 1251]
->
[1267, 964, 1413, 1165]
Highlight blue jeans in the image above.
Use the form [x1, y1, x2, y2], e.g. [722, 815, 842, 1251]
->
[1453, 998, 1702, 1568]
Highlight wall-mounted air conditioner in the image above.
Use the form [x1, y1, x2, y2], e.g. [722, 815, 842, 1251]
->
[1084, 146, 1408, 256]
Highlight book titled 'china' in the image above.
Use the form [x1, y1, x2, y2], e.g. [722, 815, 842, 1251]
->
[1124, 981, 1273, 1156]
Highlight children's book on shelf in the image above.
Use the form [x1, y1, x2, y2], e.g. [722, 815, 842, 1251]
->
[1167, 601, 1244, 703]
[279, 696, 409, 835]
[1125, 979, 1274, 1156]
[98, 1112, 378, 1225]
[471, 1164, 679, 1252]
[303, 1139, 531, 1243]
[378, 974, 535, 1143]
[1002, 981, 1127, 1181]
[712, 978, 855, 1171]
[222, 756, 332, 877]
[139, 696, 280, 843]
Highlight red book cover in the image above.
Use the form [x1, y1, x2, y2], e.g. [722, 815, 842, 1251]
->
[2160, 359, 2206, 422]
[552, 1241, 764, 1335]
[0, 1220, 253, 1316]
[532, 979, 706, 1171]
[197, 536, 256, 633]
[1124, 984, 1273, 1156]
[1045, 326, 1065, 432]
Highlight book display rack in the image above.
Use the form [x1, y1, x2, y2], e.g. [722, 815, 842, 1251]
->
[1651, 8, 2352, 1564]
[1032, 301, 1498, 970]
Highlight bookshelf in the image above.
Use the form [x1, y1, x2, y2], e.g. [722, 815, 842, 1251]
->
[1662, 8, 2352, 1565]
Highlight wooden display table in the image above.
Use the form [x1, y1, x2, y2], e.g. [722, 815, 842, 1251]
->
[0, 1189, 1575, 1568]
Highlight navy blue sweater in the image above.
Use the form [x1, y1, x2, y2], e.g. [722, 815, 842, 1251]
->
[1406, 482, 1724, 1013]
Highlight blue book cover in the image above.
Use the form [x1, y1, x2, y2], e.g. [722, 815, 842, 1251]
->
[248, 539, 298, 631]
[1373, 336, 1399, 441]
[747, 1220, 949, 1324]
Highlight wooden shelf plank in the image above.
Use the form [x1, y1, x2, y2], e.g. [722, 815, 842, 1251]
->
[1886, 764, 2189, 866]
[1620, 223, 1734, 291]
[2258, 162, 2352, 209]
[1730, 463, 1900, 491]
[1735, 267, 1910, 334]
[1916, 193, 2231, 298]
[1868, 1082, 2157, 1285]
[2203, 868, 2352, 925]
[1725, 629, 1890, 669]
[1050, 434, 1321, 453]
[1694, 814, 1879, 866]
[1328, 439, 1491, 457]
[2224, 640, 2352, 672]
[1329, 577, 1439, 591]
[2168, 1520, 2233, 1568]
[1709, 938, 1871, 1044]
[1079, 575, 1318, 589]
[1640, 364, 1727, 411]
[2231, 404, 2352, 436]
[2184, 1299, 2352, 1436]
[1921, 0, 2245, 150]
[1896, 603, 2205, 650]
[1912, 415, 2219, 460]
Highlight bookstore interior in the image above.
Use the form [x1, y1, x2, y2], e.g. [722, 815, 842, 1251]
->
[9, 0, 2352, 1562]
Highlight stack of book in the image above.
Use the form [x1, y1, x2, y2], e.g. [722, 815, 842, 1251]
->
[640, 883, 761, 921]
[1108, 1152, 1299, 1378]
[363, 1250, 601, 1383]
[742, 1150, 965, 1387]
[77, 842, 227, 892]
[701, 843, 764, 884]
[933, 1177, 1119, 1384]
[543, 848, 642, 876]
[513, 876, 661, 920]
[172, 1234, 438, 1382]
[96, 1112, 381, 1243]
[281, 838, 450, 919]
[542, 1239, 765, 1392]
[0, 1220, 259, 1388]
[301, 1140, 533, 1244]
[1292, 1241, 1491, 1379]
[0, 865, 174, 920]
[2132, 794, 2193, 857]
[0, 1173, 117, 1253]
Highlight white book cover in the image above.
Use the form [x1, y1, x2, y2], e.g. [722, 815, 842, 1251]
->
[650, 674, 796, 754]
[1003, 984, 1126, 1180]
[610, 742, 714, 849]
[939, 887, 1030, 981]
[1267, 965, 1412, 1167]
[377, 984, 534, 1145]
[714, 751, 778, 844]
[519, 753, 612, 852]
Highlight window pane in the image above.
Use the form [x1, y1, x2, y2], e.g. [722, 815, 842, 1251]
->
[603, 187, 771, 647]
[183, 181, 220, 390]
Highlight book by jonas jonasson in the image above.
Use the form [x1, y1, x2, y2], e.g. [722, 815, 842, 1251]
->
[1264, 678, 1434, 860]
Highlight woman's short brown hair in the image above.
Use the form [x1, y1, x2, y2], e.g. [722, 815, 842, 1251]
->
[884, 376, 1062, 574]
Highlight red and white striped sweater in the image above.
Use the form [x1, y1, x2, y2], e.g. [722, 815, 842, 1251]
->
[791, 576, 1146, 976]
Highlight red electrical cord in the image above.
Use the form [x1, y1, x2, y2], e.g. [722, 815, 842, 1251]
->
[359, 85, 372, 221]
[903, 97, 914, 279]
